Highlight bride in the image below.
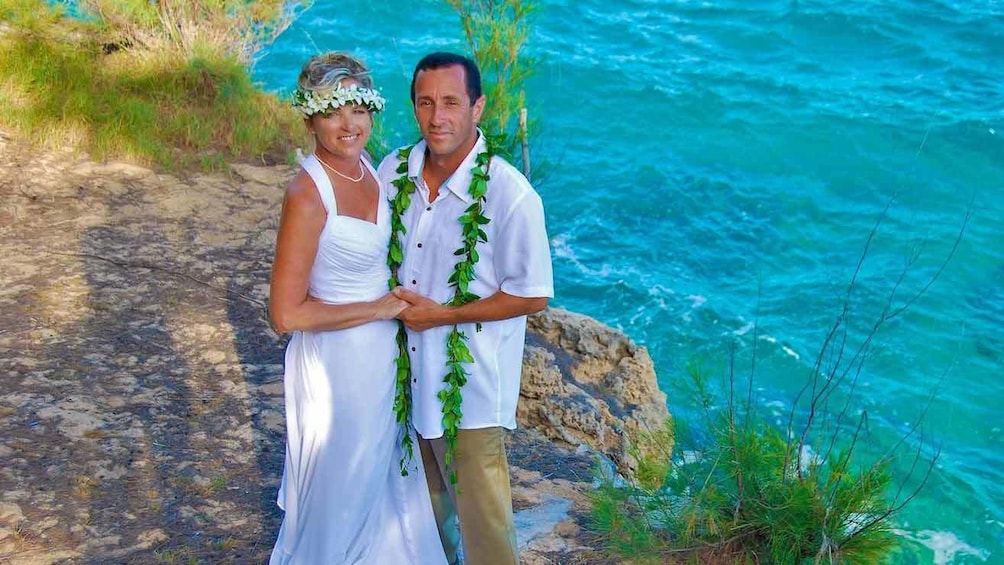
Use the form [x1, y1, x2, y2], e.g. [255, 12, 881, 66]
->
[267, 52, 447, 565]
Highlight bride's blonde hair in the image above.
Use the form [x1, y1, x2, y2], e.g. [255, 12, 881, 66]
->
[298, 52, 374, 93]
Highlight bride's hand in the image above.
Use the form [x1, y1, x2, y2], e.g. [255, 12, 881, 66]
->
[373, 292, 409, 320]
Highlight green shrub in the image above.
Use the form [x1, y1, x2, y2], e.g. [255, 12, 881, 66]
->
[448, 0, 539, 178]
[589, 206, 968, 564]
[72, 0, 308, 64]
[592, 370, 901, 564]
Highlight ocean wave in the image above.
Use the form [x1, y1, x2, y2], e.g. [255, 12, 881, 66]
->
[892, 529, 990, 565]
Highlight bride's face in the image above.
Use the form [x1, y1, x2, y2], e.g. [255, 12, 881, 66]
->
[308, 80, 373, 162]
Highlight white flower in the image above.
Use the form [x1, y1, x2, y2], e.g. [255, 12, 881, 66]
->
[291, 84, 385, 116]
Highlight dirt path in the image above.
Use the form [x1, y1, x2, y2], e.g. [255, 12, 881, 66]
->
[0, 139, 614, 565]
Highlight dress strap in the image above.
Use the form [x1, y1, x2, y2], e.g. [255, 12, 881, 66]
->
[361, 156, 384, 200]
[362, 157, 390, 230]
[301, 154, 338, 215]
[361, 155, 379, 181]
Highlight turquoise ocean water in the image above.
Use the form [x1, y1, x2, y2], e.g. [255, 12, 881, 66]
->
[254, 2, 1003, 563]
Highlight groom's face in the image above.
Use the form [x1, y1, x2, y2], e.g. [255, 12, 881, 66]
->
[413, 64, 485, 162]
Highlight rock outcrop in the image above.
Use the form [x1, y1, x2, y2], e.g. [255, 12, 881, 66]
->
[0, 139, 668, 564]
[521, 308, 670, 475]
[513, 309, 671, 562]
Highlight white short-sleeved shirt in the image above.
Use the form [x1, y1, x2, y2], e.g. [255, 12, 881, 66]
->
[376, 132, 554, 439]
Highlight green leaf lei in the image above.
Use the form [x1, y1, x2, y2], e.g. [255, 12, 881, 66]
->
[386, 142, 493, 482]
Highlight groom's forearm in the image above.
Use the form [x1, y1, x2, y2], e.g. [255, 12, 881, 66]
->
[448, 291, 548, 326]
[397, 289, 547, 332]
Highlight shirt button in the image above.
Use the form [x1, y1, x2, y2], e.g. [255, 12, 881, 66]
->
[411, 279, 417, 285]
[413, 378, 417, 383]
[417, 243, 423, 248]
[411, 346, 416, 352]
[426, 206, 432, 211]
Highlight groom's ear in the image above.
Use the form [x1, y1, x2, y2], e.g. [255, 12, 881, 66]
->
[472, 95, 486, 125]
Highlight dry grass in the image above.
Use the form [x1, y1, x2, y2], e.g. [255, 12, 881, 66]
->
[0, 0, 310, 172]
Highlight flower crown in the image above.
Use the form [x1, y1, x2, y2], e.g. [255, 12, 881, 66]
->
[291, 84, 386, 116]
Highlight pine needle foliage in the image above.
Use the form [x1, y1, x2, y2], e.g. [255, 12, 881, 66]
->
[592, 373, 901, 565]
[589, 202, 969, 564]
[447, 0, 537, 172]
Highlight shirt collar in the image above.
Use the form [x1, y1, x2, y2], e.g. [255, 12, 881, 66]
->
[407, 129, 486, 204]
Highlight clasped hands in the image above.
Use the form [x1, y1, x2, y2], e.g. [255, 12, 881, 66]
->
[383, 286, 448, 332]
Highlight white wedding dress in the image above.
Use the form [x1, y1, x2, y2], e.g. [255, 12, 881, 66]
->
[269, 155, 447, 565]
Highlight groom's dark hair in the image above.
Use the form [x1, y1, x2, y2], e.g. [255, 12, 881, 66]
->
[410, 52, 483, 104]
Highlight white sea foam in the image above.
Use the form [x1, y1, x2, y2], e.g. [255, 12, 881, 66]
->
[750, 335, 803, 363]
[630, 298, 668, 327]
[754, 334, 802, 360]
[648, 284, 675, 297]
[675, 33, 703, 45]
[551, 233, 612, 278]
[764, 399, 786, 418]
[733, 321, 755, 336]
[892, 528, 989, 564]
[680, 294, 707, 323]
[686, 294, 707, 308]
[550, 233, 575, 260]
[781, 345, 801, 360]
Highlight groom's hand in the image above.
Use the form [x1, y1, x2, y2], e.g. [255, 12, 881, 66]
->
[393, 287, 449, 332]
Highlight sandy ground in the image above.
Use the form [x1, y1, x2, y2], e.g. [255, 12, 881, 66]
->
[0, 139, 615, 565]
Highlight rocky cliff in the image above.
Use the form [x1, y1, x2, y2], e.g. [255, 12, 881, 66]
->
[522, 308, 669, 476]
[0, 136, 669, 564]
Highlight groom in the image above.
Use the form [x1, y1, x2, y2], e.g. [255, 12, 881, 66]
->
[378, 52, 553, 565]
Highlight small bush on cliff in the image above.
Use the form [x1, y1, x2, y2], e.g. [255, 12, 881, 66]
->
[71, 0, 306, 65]
[0, 0, 309, 171]
[448, 0, 543, 180]
[589, 202, 968, 564]
[592, 370, 902, 564]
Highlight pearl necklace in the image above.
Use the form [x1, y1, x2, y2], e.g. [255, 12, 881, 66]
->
[315, 153, 365, 183]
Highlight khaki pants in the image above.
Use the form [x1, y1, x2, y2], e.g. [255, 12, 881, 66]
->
[419, 427, 518, 565]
